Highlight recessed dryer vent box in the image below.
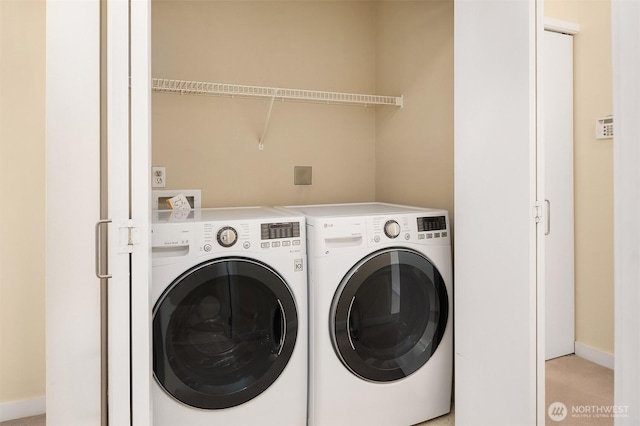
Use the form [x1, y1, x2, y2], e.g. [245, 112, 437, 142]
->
[294, 166, 312, 185]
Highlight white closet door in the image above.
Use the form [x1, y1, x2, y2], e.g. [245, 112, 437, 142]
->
[107, 0, 152, 423]
[46, 0, 151, 424]
[454, 0, 543, 424]
[544, 30, 575, 361]
[130, 0, 152, 423]
[612, 0, 640, 423]
[46, 1, 102, 423]
[106, 0, 133, 423]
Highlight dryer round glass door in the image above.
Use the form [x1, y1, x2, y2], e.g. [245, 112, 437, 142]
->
[331, 248, 448, 382]
[153, 258, 298, 409]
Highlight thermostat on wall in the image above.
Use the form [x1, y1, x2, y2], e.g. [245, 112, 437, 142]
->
[595, 115, 614, 140]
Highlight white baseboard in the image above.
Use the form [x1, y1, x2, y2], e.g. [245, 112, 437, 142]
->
[575, 341, 614, 370]
[0, 396, 46, 422]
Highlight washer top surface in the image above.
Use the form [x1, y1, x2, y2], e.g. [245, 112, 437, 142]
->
[281, 202, 445, 218]
[153, 206, 302, 224]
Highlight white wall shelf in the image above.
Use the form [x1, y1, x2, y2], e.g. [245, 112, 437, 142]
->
[152, 78, 404, 108]
[152, 78, 403, 149]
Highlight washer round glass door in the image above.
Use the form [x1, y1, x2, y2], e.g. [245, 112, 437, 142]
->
[331, 248, 448, 382]
[153, 257, 298, 409]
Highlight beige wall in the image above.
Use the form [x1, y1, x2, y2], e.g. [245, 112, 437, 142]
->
[152, 0, 454, 211]
[545, 0, 614, 355]
[0, 0, 47, 405]
[375, 1, 454, 215]
[152, 1, 378, 207]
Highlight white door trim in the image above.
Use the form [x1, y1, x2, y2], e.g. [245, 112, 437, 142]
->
[130, 0, 152, 424]
[612, 0, 640, 423]
[544, 17, 580, 35]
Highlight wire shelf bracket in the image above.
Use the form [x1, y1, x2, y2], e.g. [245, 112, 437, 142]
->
[152, 78, 404, 149]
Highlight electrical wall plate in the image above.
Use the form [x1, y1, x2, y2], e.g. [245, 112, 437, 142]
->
[152, 166, 166, 187]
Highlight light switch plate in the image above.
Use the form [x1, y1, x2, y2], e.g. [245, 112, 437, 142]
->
[294, 166, 312, 185]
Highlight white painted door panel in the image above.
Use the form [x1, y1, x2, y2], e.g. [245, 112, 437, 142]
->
[130, 0, 153, 423]
[46, 0, 152, 424]
[544, 30, 575, 361]
[107, 0, 152, 423]
[612, 1, 640, 423]
[106, 0, 132, 423]
[46, 1, 102, 423]
[454, 0, 542, 424]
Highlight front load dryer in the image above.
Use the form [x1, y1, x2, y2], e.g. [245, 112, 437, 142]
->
[278, 202, 452, 426]
[151, 207, 307, 426]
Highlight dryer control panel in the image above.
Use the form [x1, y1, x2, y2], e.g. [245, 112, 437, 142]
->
[366, 213, 449, 247]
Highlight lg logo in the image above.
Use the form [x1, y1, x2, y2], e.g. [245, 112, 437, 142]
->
[548, 402, 568, 422]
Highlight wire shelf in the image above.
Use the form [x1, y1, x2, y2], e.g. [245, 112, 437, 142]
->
[152, 78, 403, 108]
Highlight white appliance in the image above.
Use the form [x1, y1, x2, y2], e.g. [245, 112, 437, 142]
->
[151, 207, 307, 426]
[279, 202, 453, 426]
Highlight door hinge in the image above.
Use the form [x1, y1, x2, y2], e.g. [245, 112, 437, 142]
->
[126, 220, 141, 246]
[534, 201, 543, 223]
[118, 220, 140, 253]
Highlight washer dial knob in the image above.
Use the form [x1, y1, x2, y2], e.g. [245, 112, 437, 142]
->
[384, 220, 401, 239]
[217, 226, 238, 247]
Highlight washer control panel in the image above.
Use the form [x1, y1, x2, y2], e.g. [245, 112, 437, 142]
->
[199, 220, 304, 253]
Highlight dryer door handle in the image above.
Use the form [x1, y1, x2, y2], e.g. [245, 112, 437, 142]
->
[95, 219, 112, 279]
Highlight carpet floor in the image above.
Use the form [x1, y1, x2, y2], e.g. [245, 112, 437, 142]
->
[546, 354, 615, 425]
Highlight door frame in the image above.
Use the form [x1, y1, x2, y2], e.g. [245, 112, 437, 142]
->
[612, 1, 640, 423]
[130, 0, 152, 423]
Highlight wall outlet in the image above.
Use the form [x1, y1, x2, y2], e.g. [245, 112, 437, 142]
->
[152, 166, 166, 188]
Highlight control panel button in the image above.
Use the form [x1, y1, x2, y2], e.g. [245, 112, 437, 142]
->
[426, 234, 433, 239]
[272, 241, 281, 248]
[217, 226, 238, 247]
[243, 241, 251, 249]
[374, 235, 381, 243]
[418, 234, 425, 240]
[261, 242, 270, 248]
[384, 220, 401, 239]
[442, 231, 448, 237]
[292, 240, 301, 246]
[434, 232, 441, 238]
[282, 241, 291, 247]
[203, 244, 212, 252]
[404, 233, 410, 240]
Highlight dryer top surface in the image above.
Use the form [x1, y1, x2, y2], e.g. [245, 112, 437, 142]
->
[153, 206, 303, 224]
[280, 202, 446, 219]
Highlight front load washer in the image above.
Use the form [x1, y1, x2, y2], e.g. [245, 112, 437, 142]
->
[151, 207, 307, 426]
[278, 202, 452, 426]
